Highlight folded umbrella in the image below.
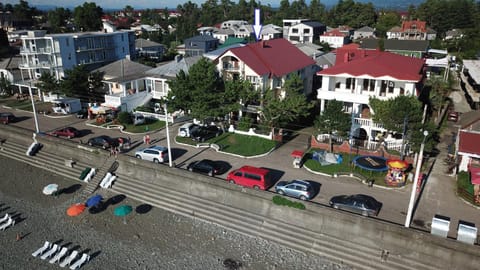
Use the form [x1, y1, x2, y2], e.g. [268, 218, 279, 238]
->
[43, 184, 58, 195]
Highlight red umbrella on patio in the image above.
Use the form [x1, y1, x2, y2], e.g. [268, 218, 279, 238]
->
[67, 203, 86, 217]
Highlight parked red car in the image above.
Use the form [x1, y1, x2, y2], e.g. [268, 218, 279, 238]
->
[226, 166, 272, 190]
[51, 127, 80, 139]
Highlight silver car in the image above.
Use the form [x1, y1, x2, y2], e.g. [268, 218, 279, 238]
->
[135, 145, 168, 163]
[275, 180, 314, 201]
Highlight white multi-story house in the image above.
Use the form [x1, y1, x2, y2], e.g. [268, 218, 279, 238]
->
[284, 20, 326, 44]
[216, 38, 316, 97]
[319, 29, 350, 48]
[18, 29, 135, 82]
[386, 20, 437, 41]
[316, 49, 425, 148]
[258, 24, 282, 40]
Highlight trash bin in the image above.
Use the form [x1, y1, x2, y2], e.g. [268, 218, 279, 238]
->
[431, 214, 450, 238]
[457, 220, 477, 245]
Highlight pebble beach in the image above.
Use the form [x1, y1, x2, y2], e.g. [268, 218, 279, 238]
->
[0, 155, 352, 270]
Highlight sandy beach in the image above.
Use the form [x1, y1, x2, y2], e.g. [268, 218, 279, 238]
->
[0, 155, 351, 270]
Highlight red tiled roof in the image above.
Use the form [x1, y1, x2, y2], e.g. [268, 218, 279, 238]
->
[318, 50, 425, 81]
[401, 20, 427, 32]
[321, 29, 347, 37]
[459, 131, 480, 155]
[228, 38, 315, 77]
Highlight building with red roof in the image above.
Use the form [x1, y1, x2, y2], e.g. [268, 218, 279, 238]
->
[387, 19, 437, 41]
[316, 49, 425, 145]
[216, 38, 317, 96]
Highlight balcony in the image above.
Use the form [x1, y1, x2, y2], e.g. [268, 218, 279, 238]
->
[19, 61, 53, 69]
[20, 47, 53, 54]
[222, 62, 240, 72]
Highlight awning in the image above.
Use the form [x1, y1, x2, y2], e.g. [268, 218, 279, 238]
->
[89, 106, 112, 114]
[469, 166, 480, 185]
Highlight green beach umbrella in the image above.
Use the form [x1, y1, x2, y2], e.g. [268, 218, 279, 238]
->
[114, 205, 133, 224]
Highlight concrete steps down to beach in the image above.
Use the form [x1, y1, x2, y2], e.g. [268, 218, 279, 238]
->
[111, 171, 435, 270]
[0, 139, 93, 183]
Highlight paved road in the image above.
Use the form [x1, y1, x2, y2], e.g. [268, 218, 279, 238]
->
[2, 83, 479, 238]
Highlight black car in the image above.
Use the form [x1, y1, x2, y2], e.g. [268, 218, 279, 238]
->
[76, 109, 88, 119]
[87, 135, 117, 149]
[191, 126, 223, 142]
[187, 159, 225, 176]
[329, 194, 382, 217]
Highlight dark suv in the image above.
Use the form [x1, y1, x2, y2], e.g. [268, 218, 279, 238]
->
[0, 112, 15, 124]
[87, 135, 117, 149]
[191, 126, 222, 142]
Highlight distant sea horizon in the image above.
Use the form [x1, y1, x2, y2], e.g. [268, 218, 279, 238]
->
[34, 0, 425, 12]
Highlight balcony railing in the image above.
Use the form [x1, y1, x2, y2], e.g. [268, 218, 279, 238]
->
[18, 61, 53, 68]
[222, 62, 240, 71]
[354, 117, 385, 129]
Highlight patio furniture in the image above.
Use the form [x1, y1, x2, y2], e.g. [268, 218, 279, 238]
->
[69, 253, 90, 270]
[40, 244, 59, 260]
[59, 250, 78, 268]
[49, 247, 68, 264]
[32, 241, 52, 257]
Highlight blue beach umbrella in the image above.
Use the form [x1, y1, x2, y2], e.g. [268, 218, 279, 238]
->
[86, 194, 103, 208]
[114, 205, 133, 224]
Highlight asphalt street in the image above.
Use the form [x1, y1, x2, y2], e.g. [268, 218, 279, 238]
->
[2, 83, 479, 239]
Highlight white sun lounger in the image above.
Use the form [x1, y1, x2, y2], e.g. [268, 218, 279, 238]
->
[49, 246, 68, 264]
[0, 217, 14, 231]
[69, 253, 90, 270]
[40, 244, 59, 260]
[0, 213, 9, 223]
[59, 250, 78, 268]
[32, 241, 52, 257]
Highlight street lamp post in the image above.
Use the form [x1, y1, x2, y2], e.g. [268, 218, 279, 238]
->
[164, 99, 173, 168]
[28, 83, 40, 133]
[405, 130, 428, 228]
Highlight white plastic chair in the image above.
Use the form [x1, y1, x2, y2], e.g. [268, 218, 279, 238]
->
[59, 250, 78, 268]
[0, 213, 9, 223]
[69, 253, 90, 270]
[40, 244, 59, 260]
[100, 172, 112, 188]
[49, 246, 68, 264]
[0, 217, 14, 231]
[105, 175, 116, 188]
[32, 241, 51, 257]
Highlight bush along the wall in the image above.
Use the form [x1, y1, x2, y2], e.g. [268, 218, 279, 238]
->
[272, 195, 306, 210]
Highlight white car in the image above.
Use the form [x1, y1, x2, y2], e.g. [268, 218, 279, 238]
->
[178, 123, 198, 137]
[135, 145, 168, 163]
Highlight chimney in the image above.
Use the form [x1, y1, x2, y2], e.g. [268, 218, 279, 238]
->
[343, 52, 350, 63]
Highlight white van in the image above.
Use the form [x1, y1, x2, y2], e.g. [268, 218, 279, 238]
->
[133, 114, 145, 126]
[178, 123, 198, 137]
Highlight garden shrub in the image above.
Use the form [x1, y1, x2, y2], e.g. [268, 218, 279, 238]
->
[117, 111, 132, 124]
[272, 195, 305, 210]
[457, 171, 473, 193]
[237, 116, 252, 131]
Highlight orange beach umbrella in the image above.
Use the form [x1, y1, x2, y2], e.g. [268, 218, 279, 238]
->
[387, 159, 409, 170]
[67, 203, 86, 217]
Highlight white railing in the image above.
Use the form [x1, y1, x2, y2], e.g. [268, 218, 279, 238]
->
[135, 110, 186, 124]
[228, 125, 272, 140]
[316, 134, 345, 144]
[354, 117, 385, 129]
[104, 95, 122, 106]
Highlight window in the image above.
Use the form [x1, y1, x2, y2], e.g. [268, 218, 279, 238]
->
[335, 81, 340, 89]
[234, 171, 242, 177]
[346, 78, 355, 89]
[369, 80, 375, 91]
[245, 173, 261, 181]
[387, 81, 394, 93]
[292, 28, 298, 33]
[303, 29, 310, 34]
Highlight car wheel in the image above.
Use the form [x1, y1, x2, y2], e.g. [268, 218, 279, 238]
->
[153, 158, 160, 164]
[88, 142, 93, 146]
[208, 171, 213, 177]
[188, 167, 193, 172]
[362, 210, 369, 217]
[67, 135, 72, 139]
[229, 180, 235, 184]
[277, 190, 285, 195]
[179, 131, 187, 137]
[253, 185, 260, 190]
[299, 195, 307, 201]
[333, 204, 339, 209]
[136, 155, 142, 159]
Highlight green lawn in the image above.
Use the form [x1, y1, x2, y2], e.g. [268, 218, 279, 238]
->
[122, 118, 166, 133]
[176, 132, 277, 157]
[303, 150, 402, 187]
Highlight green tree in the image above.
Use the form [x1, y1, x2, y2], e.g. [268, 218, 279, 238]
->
[59, 65, 90, 97]
[0, 28, 9, 57]
[47, 7, 71, 33]
[314, 99, 351, 152]
[258, 74, 313, 132]
[73, 2, 103, 31]
[36, 72, 60, 95]
[375, 12, 401, 38]
[426, 77, 452, 123]
[0, 77, 13, 96]
[167, 57, 225, 121]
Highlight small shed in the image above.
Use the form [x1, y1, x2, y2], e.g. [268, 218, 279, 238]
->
[51, 98, 82, 114]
